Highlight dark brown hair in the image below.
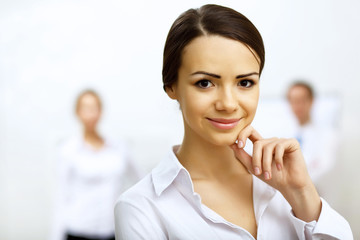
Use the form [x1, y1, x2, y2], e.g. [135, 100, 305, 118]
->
[75, 89, 102, 113]
[162, 4, 265, 90]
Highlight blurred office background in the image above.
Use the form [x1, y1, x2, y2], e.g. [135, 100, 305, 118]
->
[1, 0, 359, 239]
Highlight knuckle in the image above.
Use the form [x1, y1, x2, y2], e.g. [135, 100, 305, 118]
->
[263, 144, 273, 153]
[275, 154, 282, 162]
[287, 138, 300, 147]
[275, 143, 284, 150]
[271, 137, 279, 141]
[253, 141, 262, 149]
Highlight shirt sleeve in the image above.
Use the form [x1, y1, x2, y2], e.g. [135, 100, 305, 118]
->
[289, 198, 353, 239]
[114, 199, 166, 240]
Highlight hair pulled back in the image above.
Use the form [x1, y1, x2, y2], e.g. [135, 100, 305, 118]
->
[162, 4, 265, 90]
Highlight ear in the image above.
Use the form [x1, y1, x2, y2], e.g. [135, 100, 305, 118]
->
[165, 85, 178, 100]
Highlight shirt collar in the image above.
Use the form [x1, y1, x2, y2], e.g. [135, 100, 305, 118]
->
[151, 145, 193, 196]
[151, 145, 277, 223]
[76, 135, 112, 151]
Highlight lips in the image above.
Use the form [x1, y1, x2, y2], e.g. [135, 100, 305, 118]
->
[206, 118, 241, 130]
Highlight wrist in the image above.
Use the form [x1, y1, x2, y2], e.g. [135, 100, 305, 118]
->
[281, 182, 321, 222]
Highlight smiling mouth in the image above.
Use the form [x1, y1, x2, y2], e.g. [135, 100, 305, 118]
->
[206, 118, 241, 130]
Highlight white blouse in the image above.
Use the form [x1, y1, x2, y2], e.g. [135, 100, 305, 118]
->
[51, 136, 142, 240]
[114, 146, 353, 240]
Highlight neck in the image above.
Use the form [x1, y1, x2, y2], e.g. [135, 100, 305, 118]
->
[83, 128, 104, 149]
[84, 128, 99, 138]
[299, 116, 311, 126]
[176, 126, 249, 181]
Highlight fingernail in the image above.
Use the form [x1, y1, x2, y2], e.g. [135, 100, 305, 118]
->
[237, 140, 244, 149]
[276, 163, 282, 171]
[264, 171, 271, 180]
[254, 167, 261, 175]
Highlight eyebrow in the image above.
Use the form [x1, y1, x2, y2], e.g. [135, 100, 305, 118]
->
[191, 71, 220, 78]
[236, 72, 259, 79]
[191, 71, 259, 79]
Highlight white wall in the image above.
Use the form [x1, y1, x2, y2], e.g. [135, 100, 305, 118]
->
[1, 0, 360, 239]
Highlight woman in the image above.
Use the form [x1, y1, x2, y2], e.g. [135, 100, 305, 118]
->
[52, 90, 141, 240]
[114, 4, 352, 239]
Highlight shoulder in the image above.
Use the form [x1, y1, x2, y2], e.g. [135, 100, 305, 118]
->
[115, 146, 183, 213]
[114, 173, 167, 239]
[57, 136, 81, 157]
[116, 173, 155, 204]
[104, 135, 125, 147]
[103, 136, 131, 153]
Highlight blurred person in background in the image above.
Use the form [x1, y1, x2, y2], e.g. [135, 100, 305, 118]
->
[51, 89, 142, 240]
[287, 81, 337, 184]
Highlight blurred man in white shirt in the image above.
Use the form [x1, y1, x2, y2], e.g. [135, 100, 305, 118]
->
[287, 81, 337, 183]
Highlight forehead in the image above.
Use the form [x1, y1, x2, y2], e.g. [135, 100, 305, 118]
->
[78, 94, 101, 108]
[289, 86, 311, 98]
[180, 35, 260, 74]
[81, 94, 97, 102]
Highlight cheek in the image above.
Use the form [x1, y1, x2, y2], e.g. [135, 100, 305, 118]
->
[79, 109, 101, 121]
[305, 102, 312, 110]
[240, 92, 259, 118]
[180, 91, 213, 118]
[242, 104, 258, 127]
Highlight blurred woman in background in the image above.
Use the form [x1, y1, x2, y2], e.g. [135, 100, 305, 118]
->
[51, 89, 141, 240]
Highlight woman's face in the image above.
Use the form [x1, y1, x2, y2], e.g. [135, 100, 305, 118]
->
[77, 93, 102, 131]
[167, 35, 260, 146]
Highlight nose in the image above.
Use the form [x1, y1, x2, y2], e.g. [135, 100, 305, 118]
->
[215, 87, 238, 113]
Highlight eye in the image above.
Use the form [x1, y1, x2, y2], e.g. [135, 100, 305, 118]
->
[195, 80, 214, 89]
[238, 79, 254, 88]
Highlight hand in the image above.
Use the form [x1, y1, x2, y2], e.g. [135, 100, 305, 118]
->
[231, 125, 309, 191]
[230, 125, 321, 222]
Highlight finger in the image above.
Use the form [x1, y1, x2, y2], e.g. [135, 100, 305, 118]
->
[274, 141, 285, 171]
[236, 125, 263, 149]
[262, 139, 278, 180]
[286, 138, 301, 153]
[231, 144, 254, 174]
[251, 140, 263, 176]
[274, 138, 301, 170]
[252, 138, 277, 177]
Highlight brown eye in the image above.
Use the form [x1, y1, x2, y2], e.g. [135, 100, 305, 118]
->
[238, 80, 254, 88]
[196, 80, 214, 89]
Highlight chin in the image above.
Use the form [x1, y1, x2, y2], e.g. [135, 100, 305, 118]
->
[207, 134, 237, 147]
